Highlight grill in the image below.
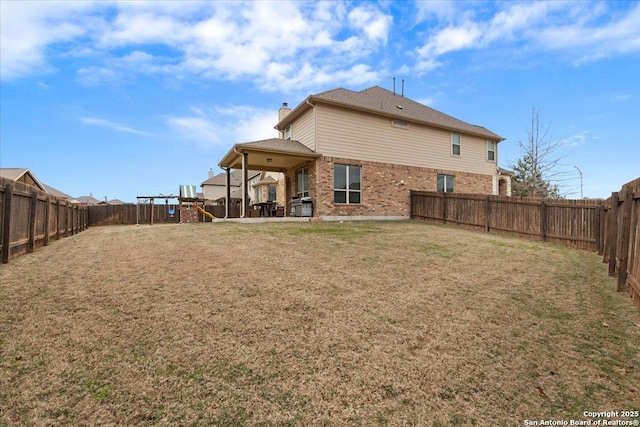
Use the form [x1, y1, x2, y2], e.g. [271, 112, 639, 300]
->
[290, 197, 313, 217]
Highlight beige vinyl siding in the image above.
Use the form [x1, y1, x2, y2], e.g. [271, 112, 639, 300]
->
[316, 104, 496, 176]
[291, 108, 315, 151]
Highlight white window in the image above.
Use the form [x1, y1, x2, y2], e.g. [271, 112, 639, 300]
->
[451, 133, 460, 156]
[437, 174, 455, 193]
[284, 125, 291, 140]
[334, 164, 361, 204]
[487, 141, 496, 161]
[296, 167, 309, 198]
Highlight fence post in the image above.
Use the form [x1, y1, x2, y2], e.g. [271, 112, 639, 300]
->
[594, 202, 602, 255]
[1, 183, 13, 264]
[409, 190, 414, 219]
[69, 205, 77, 236]
[44, 197, 51, 246]
[608, 192, 619, 276]
[540, 200, 547, 241]
[617, 186, 633, 292]
[441, 192, 447, 224]
[56, 199, 62, 240]
[485, 195, 491, 232]
[28, 190, 38, 253]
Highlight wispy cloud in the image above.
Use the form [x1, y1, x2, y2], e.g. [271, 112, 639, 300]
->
[80, 117, 155, 136]
[165, 104, 278, 147]
[415, 1, 640, 71]
[558, 130, 596, 147]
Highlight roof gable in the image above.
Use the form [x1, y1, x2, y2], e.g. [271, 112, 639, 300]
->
[0, 168, 47, 191]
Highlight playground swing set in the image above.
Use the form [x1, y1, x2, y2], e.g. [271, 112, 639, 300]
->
[136, 185, 215, 225]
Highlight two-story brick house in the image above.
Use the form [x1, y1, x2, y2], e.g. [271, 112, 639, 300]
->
[218, 86, 508, 219]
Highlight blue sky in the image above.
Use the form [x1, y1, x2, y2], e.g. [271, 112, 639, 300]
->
[1, 0, 638, 202]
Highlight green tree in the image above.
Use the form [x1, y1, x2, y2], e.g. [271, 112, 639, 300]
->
[510, 108, 565, 198]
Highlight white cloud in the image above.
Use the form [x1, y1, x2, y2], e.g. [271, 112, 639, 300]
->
[558, 130, 594, 147]
[80, 117, 155, 136]
[348, 5, 392, 44]
[1, 1, 393, 92]
[414, 1, 459, 24]
[0, 1, 89, 80]
[165, 105, 278, 147]
[415, 1, 640, 70]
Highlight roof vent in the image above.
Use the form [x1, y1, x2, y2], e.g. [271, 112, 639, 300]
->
[396, 105, 403, 110]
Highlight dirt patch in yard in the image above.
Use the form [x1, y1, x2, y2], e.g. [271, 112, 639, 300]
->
[1, 221, 639, 426]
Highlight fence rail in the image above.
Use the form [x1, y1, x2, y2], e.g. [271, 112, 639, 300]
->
[410, 191, 601, 251]
[0, 177, 88, 264]
[88, 204, 240, 226]
[601, 178, 640, 309]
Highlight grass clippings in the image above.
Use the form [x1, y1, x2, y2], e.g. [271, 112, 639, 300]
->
[1, 220, 639, 426]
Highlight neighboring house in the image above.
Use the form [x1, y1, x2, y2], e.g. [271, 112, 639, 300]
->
[73, 195, 102, 206]
[218, 86, 509, 218]
[97, 199, 125, 205]
[201, 169, 260, 204]
[0, 168, 72, 200]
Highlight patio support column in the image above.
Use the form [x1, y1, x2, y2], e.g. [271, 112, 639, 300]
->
[224, 167, 231, 218]
[241, 152, 249, 218]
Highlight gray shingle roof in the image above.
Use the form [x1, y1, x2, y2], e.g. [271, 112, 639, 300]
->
[239, 138, 317, 155]
[280, 86, 503, 141]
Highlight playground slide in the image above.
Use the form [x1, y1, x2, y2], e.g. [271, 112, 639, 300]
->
[197, 205, 216, 220]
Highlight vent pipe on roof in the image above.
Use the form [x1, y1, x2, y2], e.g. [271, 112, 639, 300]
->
[402, 79, 405, 97]
[393, 77, 396, 95]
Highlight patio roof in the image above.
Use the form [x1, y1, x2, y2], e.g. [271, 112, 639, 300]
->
[218, 138, 321, 172]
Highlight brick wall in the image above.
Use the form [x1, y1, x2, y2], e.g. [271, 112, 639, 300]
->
[314, 156, 494, 217]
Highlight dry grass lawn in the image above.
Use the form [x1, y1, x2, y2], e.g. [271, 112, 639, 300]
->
[1, 220, 639, 426]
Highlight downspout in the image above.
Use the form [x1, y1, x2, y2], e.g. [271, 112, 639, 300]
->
[306, 99, 318, 216]
[306, 99, 317, 152]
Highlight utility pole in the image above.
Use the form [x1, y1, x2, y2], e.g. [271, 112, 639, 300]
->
[574, 166, 583, 199]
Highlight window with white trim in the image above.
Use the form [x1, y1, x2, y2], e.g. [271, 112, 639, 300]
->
[267, 185, 277, 202]
[284, 125, 291, 140]
[437, 174, 455, 193]
[451, 133, 461, 156]
[296, 167, 309, 198]
[487, 141, 496, 161]
[334, 164, 361, 204]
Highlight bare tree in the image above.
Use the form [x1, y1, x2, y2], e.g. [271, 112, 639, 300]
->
[510, 108, 568, 198]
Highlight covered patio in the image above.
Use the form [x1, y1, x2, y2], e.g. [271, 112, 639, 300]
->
[218, 138, 321, 218]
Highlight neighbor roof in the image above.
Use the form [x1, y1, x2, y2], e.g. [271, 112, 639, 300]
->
[1, 168, 72, 198]
[201, 169, 260, 187]
[276, 86, 503, 141]
[0, 168, 47, 191]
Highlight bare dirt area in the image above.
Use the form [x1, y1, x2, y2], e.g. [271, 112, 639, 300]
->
[1, 220, 639, 426]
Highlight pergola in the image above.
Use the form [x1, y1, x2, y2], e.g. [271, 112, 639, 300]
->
[218, 138, 321, 218]
[136, 195, 179, 225]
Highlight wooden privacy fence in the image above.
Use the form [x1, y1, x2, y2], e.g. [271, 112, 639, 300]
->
[88, 204, 240, 226]
[410, 191, 602, 251]
[0, 177, 88, 264]
[601, 178, 640, 308]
